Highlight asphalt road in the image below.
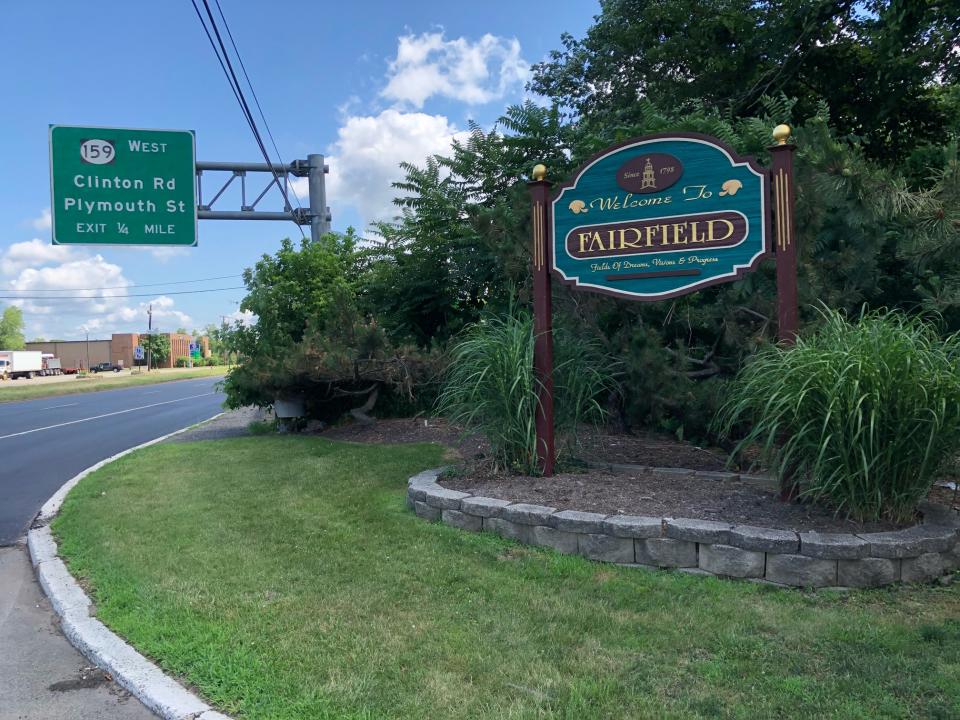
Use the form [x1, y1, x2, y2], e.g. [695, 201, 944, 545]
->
[0, 376, 224, 545]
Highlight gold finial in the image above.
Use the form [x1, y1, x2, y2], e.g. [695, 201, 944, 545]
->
[772, 124, 791, 145]
[532, 163, 547, 181]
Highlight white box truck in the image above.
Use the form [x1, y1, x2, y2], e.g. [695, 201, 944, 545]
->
[0, 350, 43, 380]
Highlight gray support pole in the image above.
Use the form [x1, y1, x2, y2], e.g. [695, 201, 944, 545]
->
[308, 154, 330, 241]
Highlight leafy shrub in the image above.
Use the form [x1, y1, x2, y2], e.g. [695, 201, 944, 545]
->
[438, 311, 619, 474]
[175, 356, 190, 368]
[715, 307, 960, 522]
[204, 357, 219, 367]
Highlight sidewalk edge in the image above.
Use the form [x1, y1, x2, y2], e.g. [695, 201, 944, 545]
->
[28, 412, 233, 720]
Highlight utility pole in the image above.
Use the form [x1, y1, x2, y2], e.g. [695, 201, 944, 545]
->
[146, 304, 152, 372]
[219, 315, 230, 367]
[307, 154, 330, 241]
[85, 332, 90, 372]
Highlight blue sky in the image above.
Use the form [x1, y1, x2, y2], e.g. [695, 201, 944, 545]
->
[0, 1, 595, 340]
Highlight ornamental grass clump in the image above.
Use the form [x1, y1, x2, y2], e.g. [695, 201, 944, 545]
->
[716, 307, 960, 523]
[438, 312, 618, 475]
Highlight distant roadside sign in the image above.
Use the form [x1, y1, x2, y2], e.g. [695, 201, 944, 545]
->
[134, 346, 144, 361]
[49, 125, 197, 246]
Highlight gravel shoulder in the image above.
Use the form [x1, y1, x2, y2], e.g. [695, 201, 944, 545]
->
[162, 406, 266, 444]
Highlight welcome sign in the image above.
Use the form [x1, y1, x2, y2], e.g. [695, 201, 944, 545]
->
[550, 133, 769, 300]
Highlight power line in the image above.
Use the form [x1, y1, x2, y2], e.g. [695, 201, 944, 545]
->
[0, 286, 245, 300]
[1, 274, 243, 293]
[189, 0, 305, 238]
[213, 0, 304, 219]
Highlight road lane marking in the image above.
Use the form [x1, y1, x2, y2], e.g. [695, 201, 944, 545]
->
[0, 392, 217, 441]
[42, 403, 79, 410]
[141, 391, 161, 395]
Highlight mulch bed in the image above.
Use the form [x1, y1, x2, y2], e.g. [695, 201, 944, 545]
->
[320, 416, 959, 534]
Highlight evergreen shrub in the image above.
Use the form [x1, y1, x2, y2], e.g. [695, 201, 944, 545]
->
[716, 307, 960, 522]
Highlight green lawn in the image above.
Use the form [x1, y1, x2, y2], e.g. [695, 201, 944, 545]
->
[53, 436, 960, 719]
[0, 365, 227, 403]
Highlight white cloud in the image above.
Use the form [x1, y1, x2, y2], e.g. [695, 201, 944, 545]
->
[225, 308, 256, 326]
[0, 241, 194, 338]
[32, 208, 52, 231]
[7, 254, 131, 316]
[382, 32, 529, 108]
[296, 109, 466, 229]
[1, 238, 81, 276]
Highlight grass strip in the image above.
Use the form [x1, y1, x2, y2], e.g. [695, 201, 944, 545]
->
[0, 366, 228, 404]
[54, 436, 960, 719]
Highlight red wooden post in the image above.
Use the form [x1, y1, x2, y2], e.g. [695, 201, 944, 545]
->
[770, 124, 798, 345]
[528, 164, 555, 476]
[770, 125, 800, 500]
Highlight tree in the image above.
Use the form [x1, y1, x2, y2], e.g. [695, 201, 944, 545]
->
[529, 0, 960, 160]
[223, 231, 439, 420]
[140, 334, 170, 368]
[0, 306, 26, 350]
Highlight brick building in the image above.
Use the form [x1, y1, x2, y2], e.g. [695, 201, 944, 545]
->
[27, 333, 210, 370]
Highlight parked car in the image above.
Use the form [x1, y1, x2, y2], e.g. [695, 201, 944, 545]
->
[90, 362, 122, 373]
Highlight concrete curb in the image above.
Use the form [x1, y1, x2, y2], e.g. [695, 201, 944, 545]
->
[28, 413, 234, 720]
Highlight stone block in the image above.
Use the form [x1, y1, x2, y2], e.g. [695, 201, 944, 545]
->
[765, 554, 837, 587]
[728, 525, 799, 553]
[917, 502, 960, 528]
[664, 518, 731, 544]
[442, 509, 482, 532]
[423, 487, 470, 510]
[579, 533, 635, 563]
[653, 467, 696, 477]
[942, 542, 960, 572]
[692, 470, 740, 481]
[413, 501, 441, 522]
[483, 517, 533, 544]
[799, 532, 869, 559]
[860, 525, 957, 558]
[837, 557, 900, 588]
[901, 552, 944, 583]
[550, 510, 607, 534]
[635, 537, 697, 568]
[408, 469, 441, 486]
[602, 515, 662, 539]
[530, 525, 579, 554]
[460, 496, 512, 518]
[698, 543, 764, 578]
[408, 485, 429, 502]
[500, 503, 557, 525]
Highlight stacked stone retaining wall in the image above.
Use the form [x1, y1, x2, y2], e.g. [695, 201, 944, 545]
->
[407, 469, 960, 588]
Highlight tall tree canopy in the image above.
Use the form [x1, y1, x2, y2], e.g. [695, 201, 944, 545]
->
[529, 0, 960, 160]
[0, 306, 25, 350]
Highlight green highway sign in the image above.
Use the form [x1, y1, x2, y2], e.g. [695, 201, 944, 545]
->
[550, 133, 769, 300]
[49, 125, 197, 246]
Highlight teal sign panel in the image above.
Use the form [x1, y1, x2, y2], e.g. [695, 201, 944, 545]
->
[551, 133, 769, 300]
[49, 125, 197, 246]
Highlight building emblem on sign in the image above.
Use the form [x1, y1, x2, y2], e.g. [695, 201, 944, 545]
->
[640, 158, 656, 189]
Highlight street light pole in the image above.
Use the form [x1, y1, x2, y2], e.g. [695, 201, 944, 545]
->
[146, 304, 152, 372]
